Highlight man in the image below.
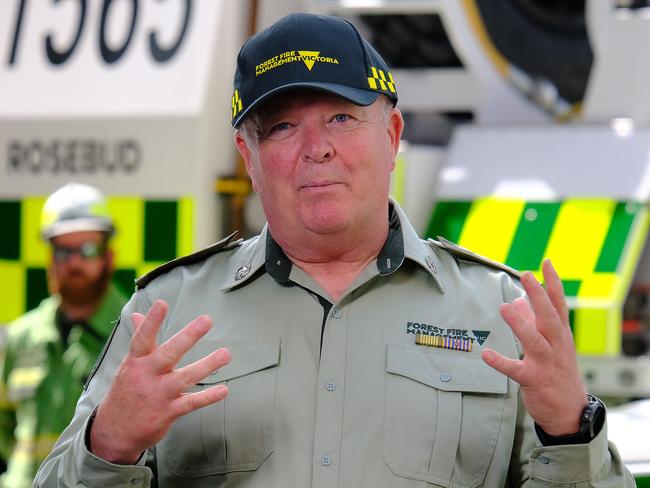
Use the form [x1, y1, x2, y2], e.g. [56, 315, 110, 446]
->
[35, 13, 633, 487]
[0, 183, 127, 487]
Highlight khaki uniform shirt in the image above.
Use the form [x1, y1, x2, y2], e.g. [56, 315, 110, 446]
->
[34, 202, 634, 487]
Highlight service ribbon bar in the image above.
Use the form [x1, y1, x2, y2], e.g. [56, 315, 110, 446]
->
[415, 333, 473, 352]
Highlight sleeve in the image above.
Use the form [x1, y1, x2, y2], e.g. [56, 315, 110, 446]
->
[499, 274, 636, 487]
[32, 291, 156, 488]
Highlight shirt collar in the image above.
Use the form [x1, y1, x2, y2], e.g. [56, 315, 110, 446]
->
[220, 198, 445, 294]
[390, 197, 445, 293]
[219, 226, 269, 291]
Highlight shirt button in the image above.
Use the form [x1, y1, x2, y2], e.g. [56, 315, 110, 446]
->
[538, 456, 551, 465]
[325, 381, 336, 391]
[440, 372, 452, 382]
[321, 455, 332, 466]
[332, 308, 342, 319]
[131, 478, 142, 485]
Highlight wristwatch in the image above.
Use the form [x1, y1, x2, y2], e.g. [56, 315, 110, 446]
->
[535, 394, 606, 446]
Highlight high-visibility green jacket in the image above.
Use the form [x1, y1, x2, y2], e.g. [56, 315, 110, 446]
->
[0, 283, 127, 488]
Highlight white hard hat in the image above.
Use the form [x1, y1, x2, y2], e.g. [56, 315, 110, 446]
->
[40, 183, 115, 240]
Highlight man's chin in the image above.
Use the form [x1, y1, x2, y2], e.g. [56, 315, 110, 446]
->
[59, 278, 109, 306]
[301, 211, 349, 236]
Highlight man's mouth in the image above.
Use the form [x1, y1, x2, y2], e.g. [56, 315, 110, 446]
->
[301, 181, 339, 189]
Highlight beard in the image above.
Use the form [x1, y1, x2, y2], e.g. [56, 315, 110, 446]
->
[57, 262, 112, 307]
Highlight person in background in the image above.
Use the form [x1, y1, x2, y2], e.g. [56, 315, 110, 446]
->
[0, 182, 127, 487]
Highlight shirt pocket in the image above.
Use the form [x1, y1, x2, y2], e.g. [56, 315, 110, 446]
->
[383, 344, 507, 488]
[160, 339, 280, 478]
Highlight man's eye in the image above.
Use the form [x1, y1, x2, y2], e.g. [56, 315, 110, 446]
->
[333, 114, 351, 123]
[270, 122, 291, 132]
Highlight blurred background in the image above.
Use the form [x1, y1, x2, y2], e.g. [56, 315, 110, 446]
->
[1, 0, 649, 483]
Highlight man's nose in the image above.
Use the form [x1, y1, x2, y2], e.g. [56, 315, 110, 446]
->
[301, 124, 333, 163]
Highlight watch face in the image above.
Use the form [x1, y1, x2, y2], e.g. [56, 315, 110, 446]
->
[581, 395, 606, 439]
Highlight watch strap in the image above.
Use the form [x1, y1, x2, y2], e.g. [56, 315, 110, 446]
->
[535, 394, 606, 446]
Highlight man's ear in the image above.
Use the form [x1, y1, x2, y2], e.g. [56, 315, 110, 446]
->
[234, 130, 258, 192]
[387, 107, 404, 161]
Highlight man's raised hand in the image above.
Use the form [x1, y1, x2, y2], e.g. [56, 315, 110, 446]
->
[482, 260, 588, 436]
[89, 300, 231, 464]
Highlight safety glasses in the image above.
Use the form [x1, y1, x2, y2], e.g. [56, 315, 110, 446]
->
[52, 242, 106, 263]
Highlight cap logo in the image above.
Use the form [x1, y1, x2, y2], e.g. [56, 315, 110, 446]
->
[255, 50, 340, 76]
[298, 51, 320, 70]
[368, 66, 396, 94]
[231, 89, 243, 119]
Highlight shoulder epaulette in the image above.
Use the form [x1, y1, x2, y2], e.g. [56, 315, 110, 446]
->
[429, 236, 521, 280]
[136, 231, 242, 289]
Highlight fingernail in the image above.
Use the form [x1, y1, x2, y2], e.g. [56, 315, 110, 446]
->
[482, 349, 495, 362]
[152, 300, 166, 314]
[196, 318, 212, 332]
[523, 272, 539, 285]
[216, 348, 231, 363]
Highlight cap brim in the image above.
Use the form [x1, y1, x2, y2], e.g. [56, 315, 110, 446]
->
[232, 82, 381, 128]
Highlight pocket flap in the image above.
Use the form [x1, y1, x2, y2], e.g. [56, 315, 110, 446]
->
[179, 339, 281, 384]
[386, 344, 506, 394]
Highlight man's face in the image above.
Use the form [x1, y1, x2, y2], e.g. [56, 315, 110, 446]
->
[49, 230, 113, 306]
[236, 92, 403, 242]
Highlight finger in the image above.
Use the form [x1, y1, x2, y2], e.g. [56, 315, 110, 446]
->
[542, 259, 570, 327]
[130, 313, 145, 333]
[512, 297, 534, 323]
[520, 271, 563, 342]
[129, 300, 168, 358]
[171, 384, 229, 417]
[500, 303, 550, 359]
[481, 348, 526, 384]
[152, 315, 213, 372]
[173, 347, 232, 390]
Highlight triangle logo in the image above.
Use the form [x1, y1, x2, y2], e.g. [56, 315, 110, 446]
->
[298, 51, 320, 71]
[472, 330, 491, 346]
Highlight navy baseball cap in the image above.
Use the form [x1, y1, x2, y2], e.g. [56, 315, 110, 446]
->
[231, 12, 398, 128]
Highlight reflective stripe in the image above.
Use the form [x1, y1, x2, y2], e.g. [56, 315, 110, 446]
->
[13, 434, 60, 461]
[596, 201, 638, 272]
[579, 274, 618, 300]
[543, 199, 615, 280]
[9, 367, 46, 388]
[458, 198, 525, 264]
[506, 202, 561, 271]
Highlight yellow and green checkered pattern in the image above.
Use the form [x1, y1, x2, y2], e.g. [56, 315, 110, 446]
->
[367, 66, 396, 94]
[426, 197, 650, 355]
[231, 89, 243, 120]
[0, 196, 194, 325]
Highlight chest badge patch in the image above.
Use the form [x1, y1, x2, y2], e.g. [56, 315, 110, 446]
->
[415, 333, 473, 352]
[471, 330, 491, 345]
